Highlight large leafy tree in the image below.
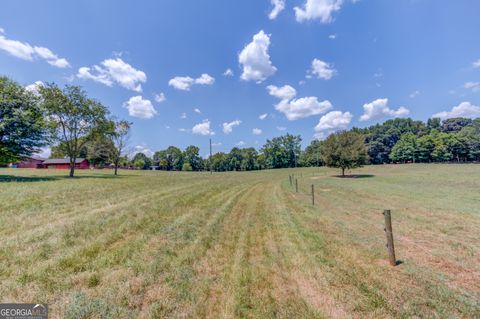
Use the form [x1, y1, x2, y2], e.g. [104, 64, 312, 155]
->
[131, 152, 152, 170]
[355, 118, 428, 164]
[320, 131, 368, 176]
[300, 139, 322, 167]
[183, 145, 202, 171]
[261, 134, 301, 168]
[0, 77, 47, 164]
[108, 120, 131, 175]
[40, 84, 109, 177]
[389, 133, 417, 163]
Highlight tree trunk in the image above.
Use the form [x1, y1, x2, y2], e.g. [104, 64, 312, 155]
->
[114, 163, 118, 176]
[69, 159, 75, 178]
[342, 167, 345, 177]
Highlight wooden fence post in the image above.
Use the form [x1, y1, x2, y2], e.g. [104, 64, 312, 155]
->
[383, 210, 397, 266]
[311, 184, 315, 205]
[289, 175, 292, 186]
[295, 179, 298, 193]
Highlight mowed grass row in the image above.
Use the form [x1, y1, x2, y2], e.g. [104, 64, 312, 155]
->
[0, 165, 479, 318]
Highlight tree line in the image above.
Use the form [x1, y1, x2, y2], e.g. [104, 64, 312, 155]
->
[1, 76, 131, 177]
[2, 75, 480, 177]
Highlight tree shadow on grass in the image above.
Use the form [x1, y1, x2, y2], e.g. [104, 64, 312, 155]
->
[0, 175, 59, 182]
[333, 174, 375, 179]
[0, 174, 127, 182]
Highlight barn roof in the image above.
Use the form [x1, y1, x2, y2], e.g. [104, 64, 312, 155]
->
[42, 158, 87, 164]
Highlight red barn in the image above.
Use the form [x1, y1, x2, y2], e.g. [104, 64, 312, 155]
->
[42, 158, 89, 169]
[15, 156, 45, 168]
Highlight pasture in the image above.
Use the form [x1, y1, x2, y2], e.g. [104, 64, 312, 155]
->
[0, 164, 479, 318]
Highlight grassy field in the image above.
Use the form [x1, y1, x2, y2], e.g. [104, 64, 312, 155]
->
[0, 164, 479, 318]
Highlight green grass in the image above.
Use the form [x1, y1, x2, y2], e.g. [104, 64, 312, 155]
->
[0, 165, 479, 318]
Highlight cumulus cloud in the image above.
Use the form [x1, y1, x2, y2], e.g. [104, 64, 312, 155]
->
[267, 84, 332, 120]
[77, 58, 146, 92]
[259, 113, 268, 120]
[276, 97, 333, 120]
[269, 0, 286, 19]
[433, 101, 480, 119]
[123, 96, 157, 119]
[0, 29, 70, 68]
[154, 92, 166, 103]
[473, 59, 480, 68]
[34, 146, 51, 159]
[223, 120, 242, 134]
[25, 81, 44, 95]
[194, 108, 201, 113]
[267, 84, 297, 100]
[133, 145, 154, 157]
[464, 82, 480, 92]
[329, 34, 337, 39]
[308, 58, 336, 80]
[252, 128, 263, 135]
[239, 30, 277, 83]
[168, 73, 215, 90]
[315, 111, 352, 133]
[192, 119, 214, 135]
[223, 68, 234, 76]
[294, 0, 343, 23]
[359, 98, 409, 122]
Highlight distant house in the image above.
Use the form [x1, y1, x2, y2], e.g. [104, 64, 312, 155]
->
[14, 156, 45, 168]
[42, 158, 89, 169]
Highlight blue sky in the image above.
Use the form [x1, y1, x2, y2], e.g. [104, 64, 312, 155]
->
[1, 0, 480, 157]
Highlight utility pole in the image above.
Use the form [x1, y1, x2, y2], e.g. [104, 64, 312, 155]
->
[209, 138, 213, 174]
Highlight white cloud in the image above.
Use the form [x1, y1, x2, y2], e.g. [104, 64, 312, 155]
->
[252, 128, 263, 135]
[269, 0, 286, 19]
[77, 58, 146, 92]
[239, 30, 277, 83]
[259, 113, 268, 120]
[195, 73, 215, 85]
[472, 59, 480, 68]
[277, 126, 287, 131]
[192, 119, 214, 135]
[294, 0, 343, 23]
[212, 142, 222, 147]
[267, 84, 332, 120]
[433, 101, 480, 119]
[328, 34, 337, 39]
[276, 97, 333, 120]
[194, 108, 201, 113]
[266, 84, 297, 100]
[409, 90, 420, 98]
[359, 98, 410, 122]
[315, 111, 352, 131]
[223, 120, 242, 134]
[154, 92, 166, 103]
[25, 81, 44, 95]
[308, 58, 336, 80]
[168, 76, 194, 90]
[34, 146, 51, 159]
[168, 73, 215, 91]
[123, 96, 157, 119]
[180, 112, 187, 119]
[133, 145, 154, 157]
[236, 141, 246, 147]
[178, 128, 190, 132]
[464, 82, 480, 92]
[223, 68, 234, 76]
[0, 30, 70, 68]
